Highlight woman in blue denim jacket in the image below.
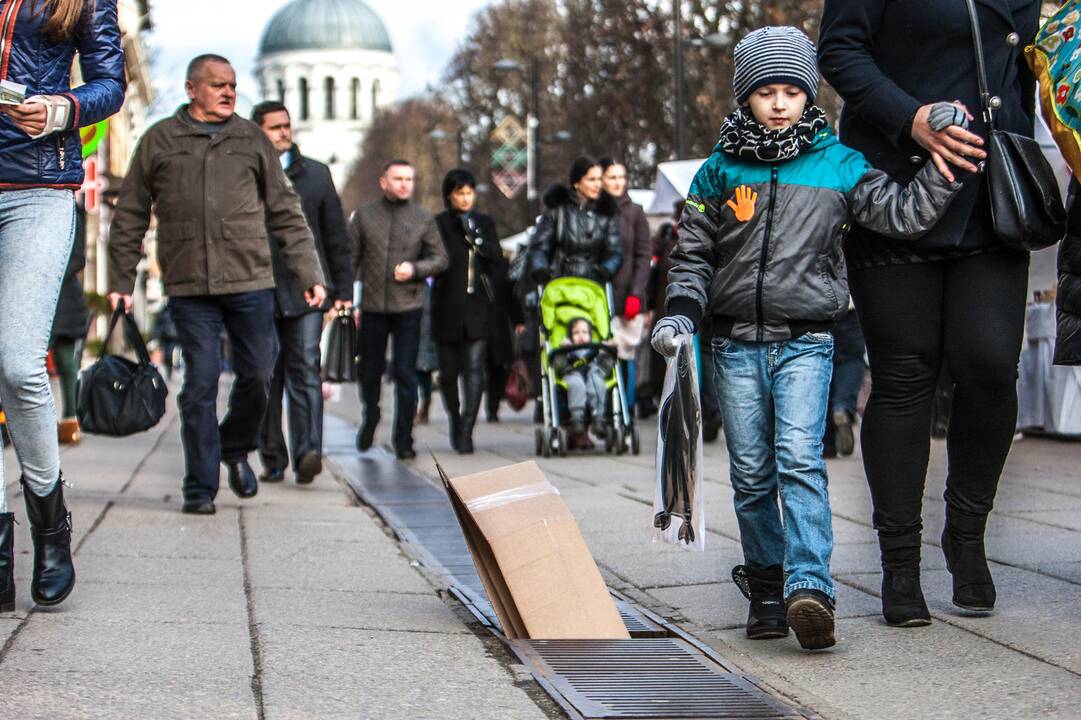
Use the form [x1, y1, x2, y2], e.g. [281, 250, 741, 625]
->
[0, 0, 126, 613]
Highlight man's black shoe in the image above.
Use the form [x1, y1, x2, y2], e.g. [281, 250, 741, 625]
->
[832, 410, 855, 456]
[733, 565, 789, 639]
[182, 499, 216, 515]
[396, 448, 417, 461]
[226, 460, 258, 499]
[356, 422, 377, 452]
[786, 589, 836, 650]
[703, 413, 723, 443]
[296, 451, 322, 485]
[259, 468, 285, 483]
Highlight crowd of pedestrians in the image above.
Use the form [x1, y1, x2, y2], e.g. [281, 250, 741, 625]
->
[1, 0, 1077, 666]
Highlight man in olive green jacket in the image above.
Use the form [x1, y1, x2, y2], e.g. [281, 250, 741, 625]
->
[349, 160, 448, 459]
[108, 55, 325, 515]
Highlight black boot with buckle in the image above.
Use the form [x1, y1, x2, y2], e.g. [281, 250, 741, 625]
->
[0, 512, 14, 612]
[22, 476, 75, 607]
[733, 565, 789, 639]
[942, 507, 996, 612]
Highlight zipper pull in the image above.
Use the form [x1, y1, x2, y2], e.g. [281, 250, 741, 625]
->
[57, 137, 66, 170]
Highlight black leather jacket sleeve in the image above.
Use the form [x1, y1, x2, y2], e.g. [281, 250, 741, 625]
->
[528, 210, 557, 282]
[598, 215, 623, 281]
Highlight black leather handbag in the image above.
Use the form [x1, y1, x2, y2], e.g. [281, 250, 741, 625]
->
[965, 0, 1065, 251]
[76, 305, 168, 437]
[322, 308, 358, 383]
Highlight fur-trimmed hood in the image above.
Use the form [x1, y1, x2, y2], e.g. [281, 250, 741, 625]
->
[542, 185, 619, 218]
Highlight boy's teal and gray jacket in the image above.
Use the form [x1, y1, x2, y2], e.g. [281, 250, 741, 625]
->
[666, 129, 961, 342]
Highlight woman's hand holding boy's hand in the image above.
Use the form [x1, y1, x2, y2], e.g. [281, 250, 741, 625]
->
[911, 102, 985, 183]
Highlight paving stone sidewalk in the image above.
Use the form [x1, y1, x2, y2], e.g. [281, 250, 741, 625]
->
[334, 387, 1081, 720]
[0, 397, 548, 720]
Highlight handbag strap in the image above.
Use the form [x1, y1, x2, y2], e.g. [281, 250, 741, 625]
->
[101, 304, 153, 366]
[963, 0, 998, 127]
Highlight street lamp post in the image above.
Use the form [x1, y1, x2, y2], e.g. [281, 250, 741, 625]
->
[495, 56, 543, 218]
[674, 0, 686, 160]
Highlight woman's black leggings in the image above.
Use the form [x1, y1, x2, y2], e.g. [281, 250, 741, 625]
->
[848, 250, 1029, 538]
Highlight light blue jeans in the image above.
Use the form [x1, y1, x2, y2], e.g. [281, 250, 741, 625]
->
[0, 189, 76, 513]
[712, 332, 836, 600]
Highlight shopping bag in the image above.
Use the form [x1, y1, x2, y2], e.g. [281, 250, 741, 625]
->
[653, 335, 705, 550]
[76, 305, 168, 437]
[321, 309, 358, 383]
[504, 359, 531, 411]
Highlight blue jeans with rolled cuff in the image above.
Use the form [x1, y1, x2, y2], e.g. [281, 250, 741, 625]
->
[712, 332, 836, 601]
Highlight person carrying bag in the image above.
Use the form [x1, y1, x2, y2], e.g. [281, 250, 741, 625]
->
[77, 303, 168, 437]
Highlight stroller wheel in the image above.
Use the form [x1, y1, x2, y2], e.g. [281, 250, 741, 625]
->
[556, 428, 569, 458]
[534, 428, 545, 456]
[541, 430, 553, 458]
[614, 425, 626, 456]
[631, 426, 641, 456]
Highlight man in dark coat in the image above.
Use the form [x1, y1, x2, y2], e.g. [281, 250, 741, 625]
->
[109, 56, 326, 515]
[252, 101, 353, 485]
[348, 160, 449, 459]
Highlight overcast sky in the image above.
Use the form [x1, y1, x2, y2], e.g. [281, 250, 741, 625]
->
[147, 0, 491, 119]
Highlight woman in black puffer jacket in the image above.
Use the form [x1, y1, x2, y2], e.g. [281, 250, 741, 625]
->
[528, 156, 623, 285]
[1058, 180, 1081, 366]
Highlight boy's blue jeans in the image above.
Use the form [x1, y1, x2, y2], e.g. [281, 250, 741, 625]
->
[712, 332, 836, 600]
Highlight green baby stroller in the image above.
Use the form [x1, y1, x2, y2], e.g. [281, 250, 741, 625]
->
[534, 277, 640, 457]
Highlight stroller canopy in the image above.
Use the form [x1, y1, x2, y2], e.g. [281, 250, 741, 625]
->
[540, 277, 612, 347]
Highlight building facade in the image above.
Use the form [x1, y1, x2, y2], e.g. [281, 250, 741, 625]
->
[255, 0, 400, 188]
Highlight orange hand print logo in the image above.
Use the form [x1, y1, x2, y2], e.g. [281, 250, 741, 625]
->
[726, 186, 758, 222]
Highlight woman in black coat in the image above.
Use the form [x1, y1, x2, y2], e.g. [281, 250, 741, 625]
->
[819, 0, 1040, 627]
[432, 170, 503, 454]
[528, 156, 623, 285]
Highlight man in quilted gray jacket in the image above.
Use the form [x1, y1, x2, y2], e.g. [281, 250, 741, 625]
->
[349, 160, 448, 459]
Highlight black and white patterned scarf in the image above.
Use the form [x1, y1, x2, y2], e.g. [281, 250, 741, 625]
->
[718, 105, 830, 162]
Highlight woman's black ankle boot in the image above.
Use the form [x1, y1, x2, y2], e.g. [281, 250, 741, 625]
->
[879, 533, 931, 627]
[0, 512, 14, 612]
[941, 507, 995, 612]
[733, 565, 789, 639]
[21, 477, 75, 607]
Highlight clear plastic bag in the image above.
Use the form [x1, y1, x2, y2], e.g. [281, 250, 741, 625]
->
[653, 335, 705, 550]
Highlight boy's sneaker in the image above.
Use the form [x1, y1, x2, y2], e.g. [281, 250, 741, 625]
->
[733, 565, 788, 639]
[786, 589, 836, 650]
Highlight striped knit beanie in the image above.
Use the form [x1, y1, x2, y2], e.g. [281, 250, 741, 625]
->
[732, 26, 820, 105]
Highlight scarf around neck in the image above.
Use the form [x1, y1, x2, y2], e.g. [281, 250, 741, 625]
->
[718, 105, 830, 162]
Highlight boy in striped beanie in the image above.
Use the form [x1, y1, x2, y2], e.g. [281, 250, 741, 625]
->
[652, 26, 968, 650]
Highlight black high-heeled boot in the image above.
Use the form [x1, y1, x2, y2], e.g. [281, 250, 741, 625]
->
[0, 512, 14, 613]
[942, 507, 995, 612]
[21, 477, 75, 607]
[879, 533, 931, 627]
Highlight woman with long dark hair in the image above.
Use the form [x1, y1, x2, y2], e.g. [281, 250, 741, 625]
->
[819, 0, 1040, 626]
[432, 169, 503, 453]
[0, 0, 126, 611]
[527, 156, 623, 285]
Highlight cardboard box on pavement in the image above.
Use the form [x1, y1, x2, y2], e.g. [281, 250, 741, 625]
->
[437, 460, 629, 640]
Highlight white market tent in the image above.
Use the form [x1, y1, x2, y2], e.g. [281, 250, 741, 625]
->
[647, 159, 707, 216]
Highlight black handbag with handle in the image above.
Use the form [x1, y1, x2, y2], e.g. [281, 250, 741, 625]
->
[322, 308, 358, 383]
[965, 0, 1065, 251]
[76, 304, 168, 437]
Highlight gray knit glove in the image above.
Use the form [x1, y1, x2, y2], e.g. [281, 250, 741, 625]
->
[928, 102, 970, 132]
[651, 315, 694, 357]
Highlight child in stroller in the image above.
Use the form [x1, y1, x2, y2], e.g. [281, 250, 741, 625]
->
[551, 317, 616, 446]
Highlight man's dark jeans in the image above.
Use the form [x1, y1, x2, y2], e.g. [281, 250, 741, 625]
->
[358, 309, 422, 452]
[259, 310, 323, 473]
[171, 290, 278, 502]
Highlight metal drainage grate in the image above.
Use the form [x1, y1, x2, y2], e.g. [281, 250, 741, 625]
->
[515, 639, 808, 720]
